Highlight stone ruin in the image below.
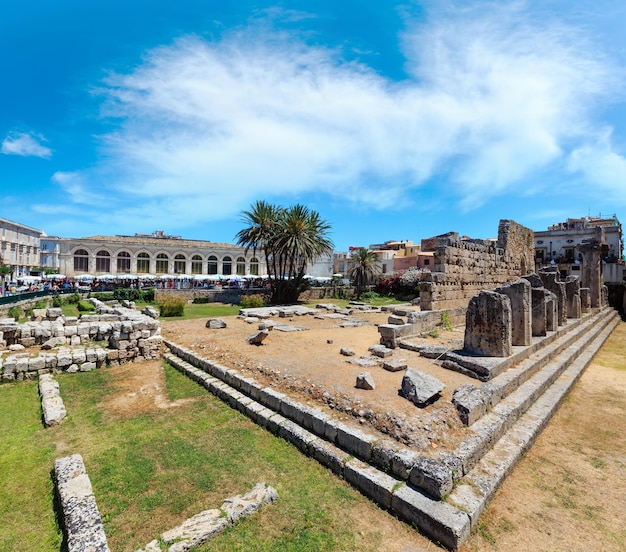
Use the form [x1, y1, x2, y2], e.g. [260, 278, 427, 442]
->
[462, 246, 607, 359]
[0, 298, 162, 381]
[418, 219, 534, 311]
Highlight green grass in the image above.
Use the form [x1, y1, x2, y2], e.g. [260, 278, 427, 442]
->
[0, 362, 400, 551]
[160, 302, 240, 321]
[0, 383, 63, 551]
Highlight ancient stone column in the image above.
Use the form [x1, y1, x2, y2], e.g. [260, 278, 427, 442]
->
[495, 279, 531, 346]
[530, 288, 547, 337]
[579, 227, 605, 309]
[580, 288, 591, 313]
[564, 276, 582, 319]
[545, 290, 558, 332]
[538, 269, 567, 326]
[464, 290, 512, 357]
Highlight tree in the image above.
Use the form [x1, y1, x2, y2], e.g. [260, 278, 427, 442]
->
[236, 201, 333, 304]
[348, 248, 381, 300]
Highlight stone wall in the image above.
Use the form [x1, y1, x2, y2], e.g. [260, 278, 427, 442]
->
[54, 454, 110, 552]
[1, 300, 162, 381]
[418, 220, 534, 311]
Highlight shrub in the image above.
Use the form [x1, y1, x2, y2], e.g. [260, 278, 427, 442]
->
[34, 299, 49, 309]
[66, 293, 81, 305]
[192, 297, 210, 304]
[52, 295, 62, 308]
[375, 272, 421, 300]
[91, 292, 114, 301]
[157, 296, 185, 317]
[8, 306, 22, 320]
[360, 290, 380, 301]
[113, 288, 154, 302]
[441, 311, 453, 332]
[239, 294, 266, 308]
[77, 300, 95, 312]
[374, 275, 403, 296]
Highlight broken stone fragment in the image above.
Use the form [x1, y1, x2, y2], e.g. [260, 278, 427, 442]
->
[356, 372, 376, 390]
[401, 368, 445, 407]
[340, 347, 355, 356]
[247, 329, 269, 346]
[206, 318, 227, 329]
[382, 359, 407, 372]
[388, 315, 405, 325]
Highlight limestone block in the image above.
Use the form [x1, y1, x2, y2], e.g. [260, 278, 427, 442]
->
[383, 359, 408, 372]
[16, 357, 30, 372]
[206, 318, 227, 329]
[401, 368, 445, 407]
[31, 308, 47, 321]
[464, 291, 512, 357]
[388, 315, 405, 325]
[356, 372, 375, 390]
[409, 457, 454, 500]
[54, 454, 109, 552]
[247, 329, 269, 345]
[29, 356, 46, 371]
[369, 344, 393, 358]
[46, 308, 63, 320]
[530, 288, 547, 337]
[494, 279, 531, 347]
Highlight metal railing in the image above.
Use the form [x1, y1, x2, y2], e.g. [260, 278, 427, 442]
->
[0, 288, 76, 307]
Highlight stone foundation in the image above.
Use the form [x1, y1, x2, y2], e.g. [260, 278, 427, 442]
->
[54, 454, 110, 552]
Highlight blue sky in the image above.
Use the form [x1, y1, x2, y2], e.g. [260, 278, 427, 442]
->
[2, 1, 626, 251]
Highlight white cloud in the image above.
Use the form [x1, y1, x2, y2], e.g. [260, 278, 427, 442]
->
[75, 2, 623, 226]
[568, 129, 626, 204]
[52, 172, 108, 205]
[1, 131, 52, 158]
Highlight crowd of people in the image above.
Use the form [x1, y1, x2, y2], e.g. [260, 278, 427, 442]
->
[1, 274, 272, 297]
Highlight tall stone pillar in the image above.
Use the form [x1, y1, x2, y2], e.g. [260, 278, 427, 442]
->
[495, 279, 531, 346]
[579, 227, 605, 309]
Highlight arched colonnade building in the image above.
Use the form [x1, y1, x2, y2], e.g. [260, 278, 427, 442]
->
[56, 231, 266, 278]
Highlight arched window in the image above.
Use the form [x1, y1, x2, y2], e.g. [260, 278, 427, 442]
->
[117, 251, 131, 273]
[236, 256, 246, 276]
[156, 253, 169, 274]
[222, 256, 232, 275]
[174, 254, 186, 275]
[137, 252, 150, 274]
[95, 250, 111, 273]
[249, 257, 259, 276]
[207, 255, 218, 275]
[191, 255, 203, 274]
[74, 249, 89, 273]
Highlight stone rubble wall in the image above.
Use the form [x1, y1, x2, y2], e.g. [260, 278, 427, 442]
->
[136, 482, 278, 552]
[419, 220, 534, 311]
[0, 301, 162, 382]
[39, 373, 67, 426]
[54, 454, 110, 552]
[378, 306, 466, 348]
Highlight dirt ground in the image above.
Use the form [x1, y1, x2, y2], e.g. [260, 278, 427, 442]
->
[104, 310, 625, 551]
[162, 309, 475, 453]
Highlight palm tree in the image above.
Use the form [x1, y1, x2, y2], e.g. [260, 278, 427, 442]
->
[348, 247, 381, 300]
[236, 201, 333, 304]
[235, 200, 282, 271]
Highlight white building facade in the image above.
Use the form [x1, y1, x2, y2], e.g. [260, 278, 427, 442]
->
[0, 217, 44, 279]
[56, 231, 266, 278]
